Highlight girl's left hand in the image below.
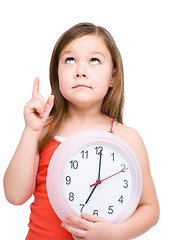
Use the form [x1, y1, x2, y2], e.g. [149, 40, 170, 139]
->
[61, 213, 122, 240]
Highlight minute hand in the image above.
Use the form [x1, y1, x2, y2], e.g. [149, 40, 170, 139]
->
[90, 168, 128, 187]
[97, 151, 102, 180]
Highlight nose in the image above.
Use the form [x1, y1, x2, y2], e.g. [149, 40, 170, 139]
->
[76, 73, 87, 78]
[75, 63, 87, 79]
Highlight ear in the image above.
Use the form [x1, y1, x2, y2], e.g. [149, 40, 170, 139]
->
[109, 68, 116, 87]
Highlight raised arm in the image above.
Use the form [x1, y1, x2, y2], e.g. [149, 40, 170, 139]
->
[3, 77, 54, 205]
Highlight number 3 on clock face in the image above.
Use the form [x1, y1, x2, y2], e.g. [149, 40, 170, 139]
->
[47, 130, 142, 224]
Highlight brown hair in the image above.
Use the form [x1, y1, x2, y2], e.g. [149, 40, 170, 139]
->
[39, 22, 124, 151]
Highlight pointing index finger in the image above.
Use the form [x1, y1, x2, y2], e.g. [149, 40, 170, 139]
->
[32, 77, 40, 97]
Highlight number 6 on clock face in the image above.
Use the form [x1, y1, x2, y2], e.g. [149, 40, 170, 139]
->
[47, 130, 142, 224]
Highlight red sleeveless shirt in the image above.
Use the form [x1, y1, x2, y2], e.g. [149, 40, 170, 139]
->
[26, 121, 116, 240]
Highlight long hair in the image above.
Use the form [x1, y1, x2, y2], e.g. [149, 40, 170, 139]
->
[39, 22, 124, 151]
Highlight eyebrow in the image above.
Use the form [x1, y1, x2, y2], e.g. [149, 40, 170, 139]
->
[60, 50, 73, 56]
[60, 50, 106, 58]
[91, 51, 106, 58]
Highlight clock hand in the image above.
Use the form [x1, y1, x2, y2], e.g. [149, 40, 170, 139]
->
[85, 183, 98, 204]
[97, 151, 103, 180]
[90, 168, 128, 187]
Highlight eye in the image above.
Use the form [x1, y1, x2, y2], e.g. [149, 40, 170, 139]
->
[66, 57, 76, 64]
[90, 58, 100, 65]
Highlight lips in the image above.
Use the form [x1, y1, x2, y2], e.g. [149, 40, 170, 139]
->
[72, 84, 91, 89]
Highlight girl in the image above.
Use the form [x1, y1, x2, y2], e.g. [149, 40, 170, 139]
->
[4, 22, 159, 240]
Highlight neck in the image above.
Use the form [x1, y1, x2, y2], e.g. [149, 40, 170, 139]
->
[66, 104, 103, 124]
[56, 103, 112, 137]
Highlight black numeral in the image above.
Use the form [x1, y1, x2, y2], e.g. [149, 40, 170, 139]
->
[69, 192, 74, 201]
[65, 176, 71, 185]
[70, 160, 78, 169]
[108, 206, 113, 214]
[95, 146, 103, 155]
[123, 180, 128, 188]
[80, 204, 85, 212]
[121, 164, 126, 172]
[81, 150, 88, 159]
[118, 195, 123, 204]
[111, 152, 115, 161]
[93, 209, 99, 216]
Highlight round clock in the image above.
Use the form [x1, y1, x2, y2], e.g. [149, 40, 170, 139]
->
[46, 129, 142, 224]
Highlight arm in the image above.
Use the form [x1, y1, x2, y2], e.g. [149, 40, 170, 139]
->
[61, 125, 160, 240]
[116, 126, 160, 238]
[3, 77, 54, 205]
[3, 128, 40, 205]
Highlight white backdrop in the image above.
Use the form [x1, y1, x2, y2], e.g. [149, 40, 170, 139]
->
[0, 0, 172, 239]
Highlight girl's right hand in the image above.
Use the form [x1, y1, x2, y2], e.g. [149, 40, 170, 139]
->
[24, 77, 54, 133]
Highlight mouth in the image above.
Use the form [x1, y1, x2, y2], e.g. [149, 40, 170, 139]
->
[72, 84, 91, 89]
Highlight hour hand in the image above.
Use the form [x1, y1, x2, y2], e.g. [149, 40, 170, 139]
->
[85, 183, 98, 205]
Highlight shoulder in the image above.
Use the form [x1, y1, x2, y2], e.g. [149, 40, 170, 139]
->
[115, 123, 143, 145]
[115, 123, 150, 173]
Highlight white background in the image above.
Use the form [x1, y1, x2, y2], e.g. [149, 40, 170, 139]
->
[0, 0, 172, 239]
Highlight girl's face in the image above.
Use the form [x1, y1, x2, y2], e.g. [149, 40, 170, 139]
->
[58, 34, 115, 110]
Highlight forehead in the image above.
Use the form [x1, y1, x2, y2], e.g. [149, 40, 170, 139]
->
[61, 34, 111, 56]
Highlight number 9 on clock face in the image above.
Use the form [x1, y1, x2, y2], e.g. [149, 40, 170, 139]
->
[47, 130, 142, 223]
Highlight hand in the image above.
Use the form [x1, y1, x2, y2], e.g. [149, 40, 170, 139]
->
[24, 77, 54, 132]
[61, 213, 123, 240]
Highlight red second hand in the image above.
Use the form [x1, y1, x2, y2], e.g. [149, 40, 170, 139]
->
[90, 168, 128, 187]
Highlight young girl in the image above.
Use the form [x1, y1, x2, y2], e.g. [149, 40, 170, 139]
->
[4, 22, 159, 240]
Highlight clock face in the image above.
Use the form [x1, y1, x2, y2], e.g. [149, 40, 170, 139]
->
[63, 141, 132, 222]
[47, 130, 142, 224]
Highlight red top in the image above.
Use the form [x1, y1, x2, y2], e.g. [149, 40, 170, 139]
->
[26, 120, 117, 240]
[26, 139, 73, 240]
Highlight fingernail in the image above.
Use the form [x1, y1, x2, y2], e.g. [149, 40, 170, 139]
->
[65, 214, 70, 220]
[81, 212, 86, 217]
